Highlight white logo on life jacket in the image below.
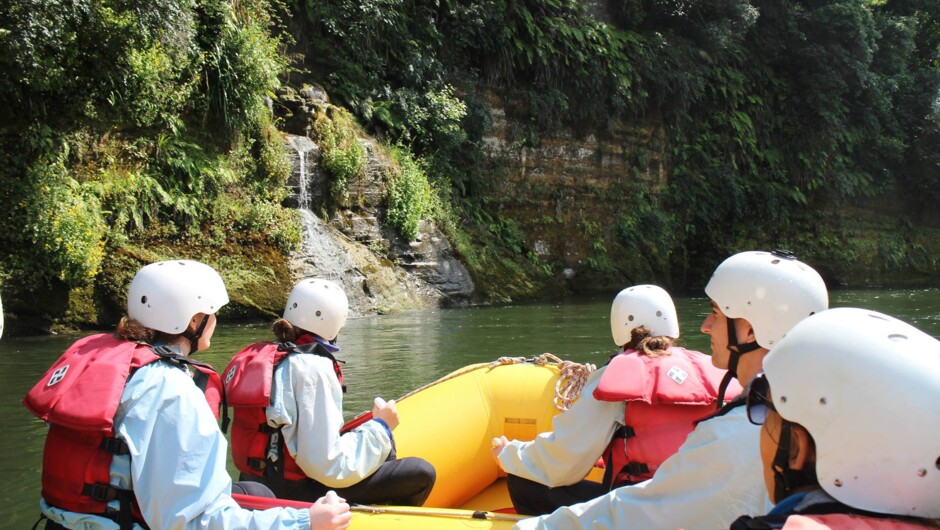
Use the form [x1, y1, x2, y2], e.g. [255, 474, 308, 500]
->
[667, 366, 688, 384]
[225, 363, 237, 384]
[47, 365, 70, 386]
[267, 432, 280, 462]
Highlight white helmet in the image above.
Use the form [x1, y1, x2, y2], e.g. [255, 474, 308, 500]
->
[764, 307, 940, 517]
[127, 260, 229, 334]
[283, 279, 348, 341]
[611, 285, 679, 346]
[704, 250, 828, 349]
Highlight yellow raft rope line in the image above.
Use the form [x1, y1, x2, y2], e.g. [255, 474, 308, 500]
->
[386, 354, 595, 411]
[350, 504, 527, 521]
[487, 353, 596, 411]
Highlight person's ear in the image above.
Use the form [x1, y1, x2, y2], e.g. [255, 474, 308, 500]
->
[788, 425, 815, 471]
[736, 318, 758, 343]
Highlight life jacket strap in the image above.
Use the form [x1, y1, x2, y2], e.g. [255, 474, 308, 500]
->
[246, 428, 287, 478]
[624, 462, 650, 476]
[278, 341, 347, 393]
[80, 484, 139, 530]
[99, 437, 130, 455]
[30, 513, 47, 530]
[601, 424, 648, 489]
[247, 457, 267, 471]
[150, 344, 230, 434]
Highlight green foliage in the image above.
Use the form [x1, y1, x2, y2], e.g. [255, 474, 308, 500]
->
[0, 0, 297, 306]
[0, 0, 937, 316]
[386, 146, 435, 241]
[199, 4, 286, 134]
[215, 194, 302, 251]
[312, 109, 366, 204]
[7, 149, 108, 285]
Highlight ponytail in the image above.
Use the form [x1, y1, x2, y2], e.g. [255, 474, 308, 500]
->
[116, 316, 156, 343]
[626, 326, 674, 357]
[272, 318, 300, 342]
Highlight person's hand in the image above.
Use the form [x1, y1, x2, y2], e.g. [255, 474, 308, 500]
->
[308, 491, 351, 530]
[491, 436, 508, 463]
[372, 397, 400, 431]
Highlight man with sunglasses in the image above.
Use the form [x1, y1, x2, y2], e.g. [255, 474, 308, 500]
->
[734, 307, 940, 529]
[513, 250, 828, 530]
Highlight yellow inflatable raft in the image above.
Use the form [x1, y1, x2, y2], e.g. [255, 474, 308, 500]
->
[237, 358, 591, 528]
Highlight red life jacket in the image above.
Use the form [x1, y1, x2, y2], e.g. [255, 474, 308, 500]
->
[22, 333, 224, 528]
[593, 347, 742, 486]
[224, 339, 345, 481]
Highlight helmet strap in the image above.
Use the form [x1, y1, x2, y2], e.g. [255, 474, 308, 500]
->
[182, 314, 210, 355]
[771, 420, 817, 503]
[716, 317, 762, 406]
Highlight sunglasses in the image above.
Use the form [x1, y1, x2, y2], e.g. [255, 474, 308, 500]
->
[746, 372, 776, 426]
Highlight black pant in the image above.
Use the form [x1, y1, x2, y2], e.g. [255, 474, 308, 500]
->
[240, 453, 436, 507]
[507, 473, 609, 516]
[232, 480, 276, 497]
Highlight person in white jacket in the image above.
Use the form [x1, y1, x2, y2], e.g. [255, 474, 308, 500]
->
[226, 278, 436, 506]
[512, 250, 829, 530]
[492, 285, 736, 515]
[25, 260, 351, 530]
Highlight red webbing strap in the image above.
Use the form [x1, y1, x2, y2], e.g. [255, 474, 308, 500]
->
[232, 493, 313, 510]
[340, 411, 373, 434]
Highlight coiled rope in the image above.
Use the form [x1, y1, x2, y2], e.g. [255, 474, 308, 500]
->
[488, 353, 596, 411]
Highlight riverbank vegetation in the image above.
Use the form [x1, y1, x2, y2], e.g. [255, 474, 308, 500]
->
[1, 0, 938, 329]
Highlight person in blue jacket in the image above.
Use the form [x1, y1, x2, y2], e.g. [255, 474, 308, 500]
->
[25, 260, 351, 530]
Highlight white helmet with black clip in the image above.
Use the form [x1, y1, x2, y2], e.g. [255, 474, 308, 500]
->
[763, 307, 940, 517]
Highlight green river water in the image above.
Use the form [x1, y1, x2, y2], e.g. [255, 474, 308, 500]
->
[3, 289, 939, 527]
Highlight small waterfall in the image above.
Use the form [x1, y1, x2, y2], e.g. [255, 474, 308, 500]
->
[297, 149, 309, 210]
[285, 135, 317, 211]
[284, 134, 362, 297]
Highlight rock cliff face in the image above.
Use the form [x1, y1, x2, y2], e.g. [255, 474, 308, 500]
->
[479, 96, 669, 290]
[277, 86, 475, 316]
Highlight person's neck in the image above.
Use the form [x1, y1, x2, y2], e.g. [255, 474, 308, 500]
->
[735, 348, 769, 385]
[167, 336, 192, 356]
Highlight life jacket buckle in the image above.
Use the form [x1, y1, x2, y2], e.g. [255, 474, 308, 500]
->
[100, 437, 129, 455]
[625, 462, 649, 476]
[82, 483, 117, 502]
